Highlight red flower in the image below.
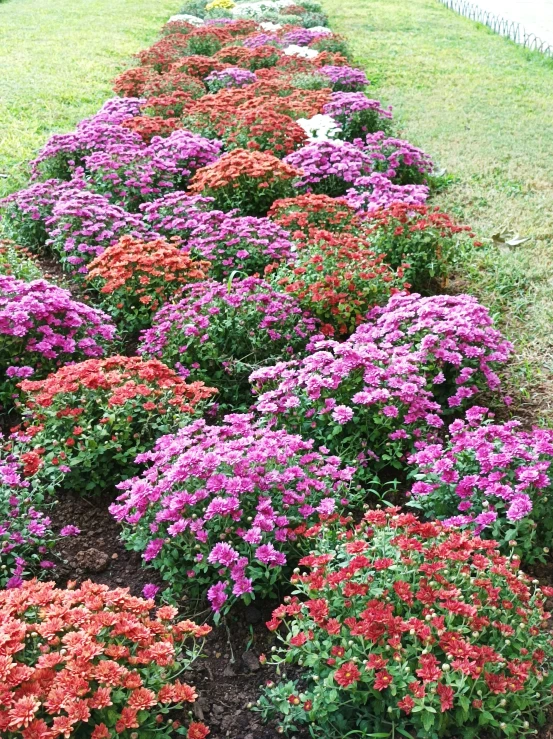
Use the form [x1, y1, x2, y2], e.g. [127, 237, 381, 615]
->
[334, 662, 361, 688]
[373, 669, 393, 691]
[188, 722, 210, 739]
[397, 695, 415, 714]
[436, 682, 454, 712]
[416, 654, 442, 683]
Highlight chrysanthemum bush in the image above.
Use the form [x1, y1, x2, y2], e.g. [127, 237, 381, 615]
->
[252, 293, 511, 477]
[258, 508, 553, 738]
[0, 178, 88, 252]
[323, 92, 393, 141]
[266, 227, 405, 335]
[14, 356, 216, 495]
[318, 64, 369, 91]
[359, 131, 435, 185]
[186, 212, 294, 279]
[267, 193, 360, 235]
[86, 130, 222, 212]
[365, 203, 475, 291]
[284, 139, 375, 197]
[345, 172, 430, 216]
[409, 408, 553, 563]
[189, 148, 301, 215]
[86, 235, 211, 335]
[205, 66, 257, 92]
[0, 578, 211, 739]
[0, 275, 116, 406]
[139, 276, 318, 408]
[0, 449, 58, 589]
[140, 192, 219, 240]
[110, 413, 356, 617]
[45, 189, 145, 276]
[217, 106, 308, 157]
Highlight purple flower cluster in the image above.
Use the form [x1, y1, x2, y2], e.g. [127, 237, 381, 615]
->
[251, 293, 511, 475]
[85, 129, 222, 210]
[283, 28, 330, 46]
[284, 139, 375, 196]
[89, 96, 145, 125]
[205, 66, 257, 92]
[30, 120, 145, 181]
[0, 274, 116, 383]
[0, 451, 56, 589]
[140, 191, 219, 237]
[45, 189, 146, 275]
[243, 33, 282, 48]
[358, 131, 434, 184]
[185, 212, 294, 278]
[139, 276, 319, 405]
[324, 92, 392, 140]
[409, 409, 553, 559]
[319, 65, 370, 92]
[110, 413, 355, 612]
[0, 178, 87, 251]
[345, 173, 429, 215]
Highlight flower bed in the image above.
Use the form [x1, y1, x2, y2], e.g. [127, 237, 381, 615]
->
[1, 3, 552, 737]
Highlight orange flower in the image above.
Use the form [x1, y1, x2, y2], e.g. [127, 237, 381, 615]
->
[188, 722, 210, 739]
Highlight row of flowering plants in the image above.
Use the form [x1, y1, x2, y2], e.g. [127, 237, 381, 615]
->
[1, 1, 552, 738]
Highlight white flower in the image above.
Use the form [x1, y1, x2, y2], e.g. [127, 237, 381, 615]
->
[232, 0, 278, 17]
[283, 44, 319, 59]
[260, 21, 282, 30]
[168, 13, 204, 25]
[308, 25, 332, 34]
[296, 114, 342, 141]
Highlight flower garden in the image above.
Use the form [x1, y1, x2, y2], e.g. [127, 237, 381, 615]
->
[1, 0, 552, 737]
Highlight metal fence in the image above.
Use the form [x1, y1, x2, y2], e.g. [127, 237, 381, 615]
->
[437, 0, 553, 58]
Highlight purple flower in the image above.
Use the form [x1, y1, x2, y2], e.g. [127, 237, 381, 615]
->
[60, 525, 81, 537]
[142, 583, 160, 599]
[207, 581, 228, 612]
[332, 405, 354, 424]
[255, 543, 286, 567]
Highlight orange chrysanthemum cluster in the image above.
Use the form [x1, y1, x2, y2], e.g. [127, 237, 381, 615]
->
[20, 355, 215, 412]
[0, 579, 210, 739]
[189, 149, 301, 216]
[87, 235, 211, 333]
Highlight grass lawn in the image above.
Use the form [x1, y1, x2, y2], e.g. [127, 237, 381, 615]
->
[0, 0, 178, 198]
[321, 0, 553, 419]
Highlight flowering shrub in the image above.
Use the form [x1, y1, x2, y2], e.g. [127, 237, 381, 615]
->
[319, 64, 369, 91]
[140, 192, 221, 238]
[0, 178, 87, 252]
[87, 235, 211, 335]
[45, 189, 145, 276]
[141, 90, 196, 118]
[186, 212, 294, 278]
[360, 131, 434, 184]
[171, 53, 229, 79]
[268, 193, 360, 234]
[113, 66, 153, 97]
[219, 107, 308, 156]
[0, 275, 115, 405]
[0, 240, 42, 281]
[142, 69, 206, 99]
[17, 356, 216, 494]
[259, 508, 553, 738]
[345, 172, 430, 215]
[0, 450, 57, 588]
[267, 228, 405, 334]
[85, 130, 222, 212]
[214, 43, 281, 70]
[30, 121, 145, 181]
[409, 410, 553, 563]
[324, 92, 393, 140]
[365, 203, 474, 290]
[189, 148, 300, 215]
[284, 139, 375, 196]
[0, 578, 211, 739]
[139, 277, 318, 407]
[205, 66, 257, 91]
[252, 291, 511, 475]
[251, 342, 437, 478]
[110, 413, 355, 616]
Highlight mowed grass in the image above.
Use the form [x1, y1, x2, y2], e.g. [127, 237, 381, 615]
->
[0, 0, 178, 198]
[321, 0, 553, 419]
